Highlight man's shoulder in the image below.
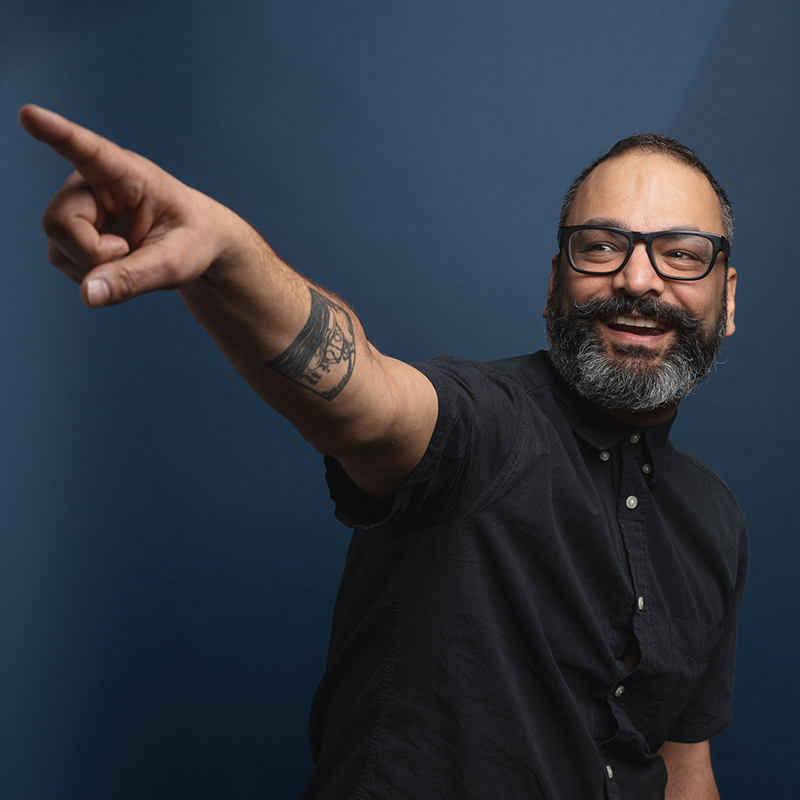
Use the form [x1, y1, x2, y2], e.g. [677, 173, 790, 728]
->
[666, 441, 746, 522]
[668, 440, 734, 487]
[407, 351, 570, 455]
[416, 350, 555, 394]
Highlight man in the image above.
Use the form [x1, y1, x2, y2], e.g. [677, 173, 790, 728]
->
[19, 105, 746, 799]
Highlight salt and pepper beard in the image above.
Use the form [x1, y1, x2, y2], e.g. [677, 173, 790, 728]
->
[545, 272, 728, 413]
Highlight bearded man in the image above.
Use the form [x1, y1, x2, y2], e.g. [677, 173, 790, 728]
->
[20, 105, 746, 800]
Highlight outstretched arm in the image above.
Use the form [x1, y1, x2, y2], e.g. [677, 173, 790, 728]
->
[658, 740, 720, 800]
[19, 105, 438, 499]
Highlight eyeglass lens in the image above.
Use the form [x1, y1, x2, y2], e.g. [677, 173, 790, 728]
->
[568, 229, 715, 279]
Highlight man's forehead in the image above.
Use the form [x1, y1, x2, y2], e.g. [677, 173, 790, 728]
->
[567, 151, 726, 235]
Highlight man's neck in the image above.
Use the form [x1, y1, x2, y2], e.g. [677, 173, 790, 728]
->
[590, 401, 677, 428]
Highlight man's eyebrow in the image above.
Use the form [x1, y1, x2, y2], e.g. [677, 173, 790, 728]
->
[576, 217, 626, 228]
[572, 217, 705, 232]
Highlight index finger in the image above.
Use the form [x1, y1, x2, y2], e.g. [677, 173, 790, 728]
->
[19, 105, 129, 184]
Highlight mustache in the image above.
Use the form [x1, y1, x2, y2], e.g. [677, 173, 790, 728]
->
[566, 295, 702, 332]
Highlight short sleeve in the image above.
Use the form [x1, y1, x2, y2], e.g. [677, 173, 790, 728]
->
[325, 354, 528, 531]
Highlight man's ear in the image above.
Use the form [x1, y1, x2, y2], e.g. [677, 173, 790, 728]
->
[725, 266, 737, 337]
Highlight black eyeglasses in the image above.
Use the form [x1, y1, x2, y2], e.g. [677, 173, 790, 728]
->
[559, 226, 731, 281]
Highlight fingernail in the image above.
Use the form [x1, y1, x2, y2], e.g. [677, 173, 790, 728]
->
[86, 279, 111, 306]
[111, 243, 130, 261]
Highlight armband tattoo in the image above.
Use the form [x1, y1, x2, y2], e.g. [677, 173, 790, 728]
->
[265, 287, 356, 400]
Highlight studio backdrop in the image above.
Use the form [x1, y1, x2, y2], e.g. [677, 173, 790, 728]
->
[2, 1, 798, 797]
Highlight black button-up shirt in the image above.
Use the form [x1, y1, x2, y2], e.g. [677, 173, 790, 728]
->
[306, 351, 748, 800]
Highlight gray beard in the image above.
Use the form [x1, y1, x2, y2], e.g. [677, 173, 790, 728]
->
[545, 289, 727, 413]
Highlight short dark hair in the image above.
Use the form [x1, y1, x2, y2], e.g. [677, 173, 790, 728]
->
[558, 133, 734, 245]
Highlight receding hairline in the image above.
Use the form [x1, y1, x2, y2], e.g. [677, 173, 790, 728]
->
[564, 149, 727, 232]
[558, 134, 734, 246]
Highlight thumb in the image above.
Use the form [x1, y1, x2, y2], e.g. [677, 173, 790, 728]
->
[79, 242, 184, 307]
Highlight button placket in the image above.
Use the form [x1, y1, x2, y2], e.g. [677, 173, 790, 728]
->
[617, 434, 651, 686]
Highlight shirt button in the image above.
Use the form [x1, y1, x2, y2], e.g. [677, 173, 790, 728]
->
[626, 495, 638, 509]
[615, 686, 626, 697]
[599, 450, 610, 462]
[638, 596, 645, 611]
[606, 765, 614, 779]
[642, 463, 653, 474]
[630, 432, 641, 443]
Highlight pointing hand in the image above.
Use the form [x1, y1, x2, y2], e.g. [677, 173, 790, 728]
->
[19, 105, 237, 307]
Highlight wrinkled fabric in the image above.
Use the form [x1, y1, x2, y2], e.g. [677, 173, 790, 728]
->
[303, 351, 747, 800]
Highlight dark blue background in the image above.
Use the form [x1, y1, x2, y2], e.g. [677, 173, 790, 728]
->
[3, 1, 797, 797]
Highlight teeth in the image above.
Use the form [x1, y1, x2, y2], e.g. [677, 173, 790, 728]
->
[610, 315, 658, 329]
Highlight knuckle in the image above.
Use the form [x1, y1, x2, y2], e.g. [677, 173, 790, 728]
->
[114, 263, 141, 298]
[47, 240, 67, 267]
[64, 171, 87, 189]
[41, 207, 81, 246]
[47, 245, 84, 285]
[41, 208, 65, 238]
[160, 255, 183, 286]
[41, 184, 82, 237]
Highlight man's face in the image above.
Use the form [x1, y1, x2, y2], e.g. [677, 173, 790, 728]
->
[545, 151, 737, 421]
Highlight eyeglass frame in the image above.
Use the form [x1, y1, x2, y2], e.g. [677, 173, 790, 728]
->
[558, 225, 731, 282]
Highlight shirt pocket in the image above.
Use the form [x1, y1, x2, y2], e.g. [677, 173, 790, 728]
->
[668, 616, 723, 679]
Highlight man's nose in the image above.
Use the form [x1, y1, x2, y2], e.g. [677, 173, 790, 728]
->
[611, 242, 666, 297]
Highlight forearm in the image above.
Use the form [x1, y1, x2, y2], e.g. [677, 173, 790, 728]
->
[178, 212, 386, 446]
[176, 211, 436, 498]
[660, 740, 719, 800]
[664, 770, 719, 800]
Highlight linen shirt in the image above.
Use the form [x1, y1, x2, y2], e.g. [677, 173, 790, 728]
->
[303, 351, 748, 800]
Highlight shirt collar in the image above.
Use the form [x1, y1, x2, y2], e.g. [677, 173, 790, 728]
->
[543, 354, 676, 481]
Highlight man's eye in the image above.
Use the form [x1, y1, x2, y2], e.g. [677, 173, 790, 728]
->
[666, 250, 701, 261]
[581, 241, 623, 253]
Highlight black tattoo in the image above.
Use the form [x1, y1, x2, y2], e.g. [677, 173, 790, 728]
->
[265, 287, 356, 400]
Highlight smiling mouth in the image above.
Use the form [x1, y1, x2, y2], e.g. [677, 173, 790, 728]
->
[602, 314, 674, 337]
